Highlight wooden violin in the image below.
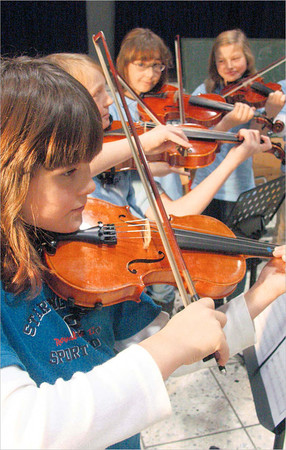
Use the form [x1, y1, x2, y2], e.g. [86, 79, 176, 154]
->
[104, 120, 285, 169]
[43, 198, 277, 308]
[138, 86, 225, 127]
[188, 94, 284, 133]
[221, 56, 286, 108]
[137, 54, 285, 128]
[222, 77, 283, 109]
[104, 120, 220, 170]
[137, 36, 226, 128]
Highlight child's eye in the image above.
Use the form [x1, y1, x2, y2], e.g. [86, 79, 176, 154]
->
[63, 168, 76, 177]
[92, 90, 100, 99]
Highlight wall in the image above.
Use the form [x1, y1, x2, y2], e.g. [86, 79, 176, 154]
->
[86, 1, 115, 60]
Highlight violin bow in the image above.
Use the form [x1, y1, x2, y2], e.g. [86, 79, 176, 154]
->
[174, 34, 186, 124]
[92, 31, 199, 307]
[222, 56, 286, 98]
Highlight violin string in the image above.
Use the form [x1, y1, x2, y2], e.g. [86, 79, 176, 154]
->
[172, 229, 275, 253]
[102, 219, 274, 250]
[109, 222, 275, 253]
[114, 219, 266, 246]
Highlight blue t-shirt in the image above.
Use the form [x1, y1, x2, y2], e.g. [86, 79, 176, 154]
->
[191, 83, 256, 202]
[1, 282, 161, 448]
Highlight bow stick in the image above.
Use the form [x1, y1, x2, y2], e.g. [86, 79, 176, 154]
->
[222, 56, 286, 98]
[93, 31, 199, 307]
[175, 34, 186, 124]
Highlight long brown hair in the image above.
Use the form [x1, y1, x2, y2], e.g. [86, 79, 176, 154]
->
[116, 28, 173, 92]
[205, 29, 256, 93]
[1, 56, 103, 298]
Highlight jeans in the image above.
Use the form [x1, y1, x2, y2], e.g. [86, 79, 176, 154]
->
[146, 284, 175, 304]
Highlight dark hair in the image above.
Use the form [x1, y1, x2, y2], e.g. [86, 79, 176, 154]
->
[1, 56, 103, 297]
[116, 28, 173, 92]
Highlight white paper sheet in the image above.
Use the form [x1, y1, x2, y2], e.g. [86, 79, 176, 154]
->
[254, 293, 286, 426]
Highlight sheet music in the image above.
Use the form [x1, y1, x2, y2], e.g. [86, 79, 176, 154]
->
[253, 293, 286, 427]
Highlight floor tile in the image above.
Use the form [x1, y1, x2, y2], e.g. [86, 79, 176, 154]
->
[142, 369, 242, 447]
[143, 428, 255, 449]
[211, 360, 259, 427]
[245, 423, 279, 449]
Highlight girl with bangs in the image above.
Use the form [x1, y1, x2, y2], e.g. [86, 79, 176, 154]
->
[1, 56, 285, 450]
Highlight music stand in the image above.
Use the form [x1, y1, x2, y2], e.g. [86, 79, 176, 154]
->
[225, 175, 285, 286]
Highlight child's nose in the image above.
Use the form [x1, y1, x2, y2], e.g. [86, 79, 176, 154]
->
[85, 177, 96, 196]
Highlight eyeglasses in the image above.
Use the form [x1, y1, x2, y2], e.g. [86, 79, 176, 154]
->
[131, 62, 166, 73]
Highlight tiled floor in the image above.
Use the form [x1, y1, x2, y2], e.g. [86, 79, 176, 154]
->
[141, 218, 285, 450]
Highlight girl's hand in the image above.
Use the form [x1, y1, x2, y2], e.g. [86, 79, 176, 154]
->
[273, 244, 286, 261]
[245, 245, 286, 319]
[228, 128, 272, 163]
[139, 124, 190, 155]
[140, 297, 229, 379]
[218, 102, 255, 131]
[265, 90, 286, 119]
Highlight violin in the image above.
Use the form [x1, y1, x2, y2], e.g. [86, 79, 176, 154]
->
[188, 94, 284, 133]
[137, 36, 226, 128]
[104, 120, 220, 170]
[138, 85, 225, 127]
[104, 120, 285, 168]
[137, 85, 284, 132]
[220, 56, 286, 108]
[222, 77, 283, 109]
[43, 197, 276, 308]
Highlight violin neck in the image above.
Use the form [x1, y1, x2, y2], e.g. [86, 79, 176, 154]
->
[181, 128, 239, 143]
[251, 81, 274, 97]
[173, 227, 275, 258]
[189, 95, 234, 113]
[142, 119, 240, 143]
[189, 95, 264, 120]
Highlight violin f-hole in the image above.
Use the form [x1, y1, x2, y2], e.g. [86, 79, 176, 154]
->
[127, 251, 165, 274]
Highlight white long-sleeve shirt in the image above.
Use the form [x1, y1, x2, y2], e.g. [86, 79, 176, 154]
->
[1, 294, 254, 449]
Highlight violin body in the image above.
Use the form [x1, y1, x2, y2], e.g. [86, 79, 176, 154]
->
[104, 121, 220, 170]
[222, 77, 282, 108]
[44, 198, 251, 308]
[138, 85, 225, 127]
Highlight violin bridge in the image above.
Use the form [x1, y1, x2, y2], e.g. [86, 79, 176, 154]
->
[143, 219, 151, 249]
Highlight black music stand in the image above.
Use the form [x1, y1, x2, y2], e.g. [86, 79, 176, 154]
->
[226, 177, 285, 449]
[225, 175, 285, 287]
